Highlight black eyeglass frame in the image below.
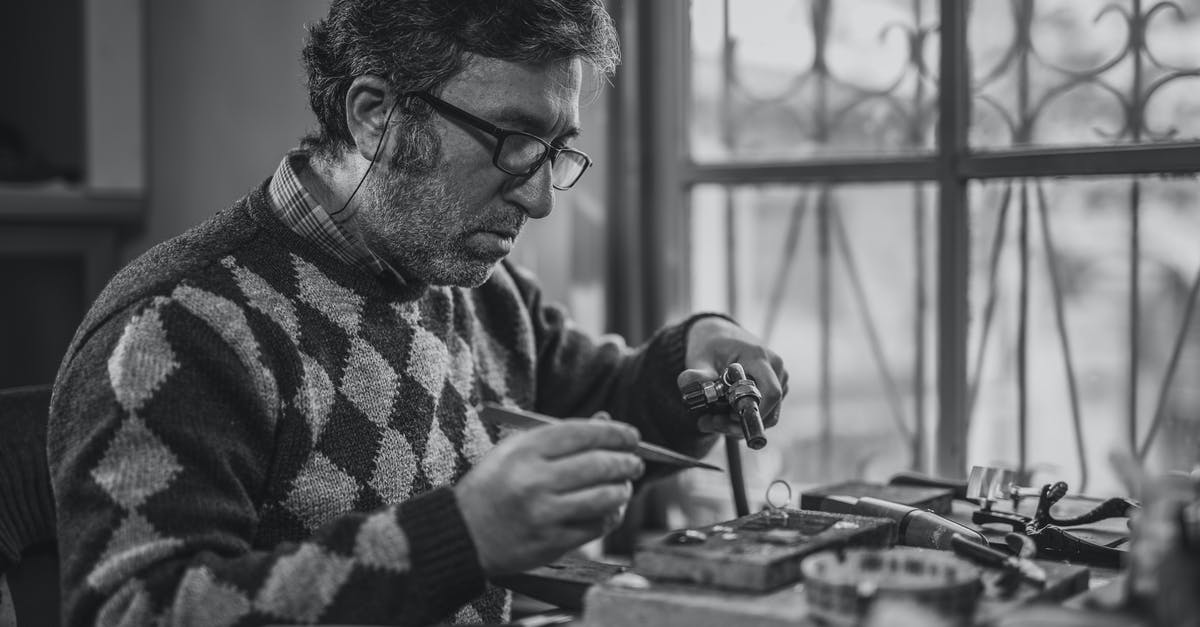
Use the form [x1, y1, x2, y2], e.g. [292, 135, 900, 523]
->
[404, 91, 593, 190]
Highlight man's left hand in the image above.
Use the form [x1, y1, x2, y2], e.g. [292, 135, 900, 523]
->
[679, 316, 788, 437]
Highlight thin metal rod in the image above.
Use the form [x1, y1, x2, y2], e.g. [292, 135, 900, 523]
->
[725, 436, 750, 517]
[1034, 182, 1089, 491]
[913, 184, 928, 472]
[813, 0, 835, 481]
[817, 187, 833, 480]
[1017, 182, 1030, 477]
[1129, 0, 1146, 454]
[718, 0, 751, 520]
[1137, 260, 1200, 461]
[724, 189, 738, 327]
[1129, 181, 1141, 451]
[1014, 0, 1032, 480]
[911, 0, 929, 473]
[830, 210, 913, 442]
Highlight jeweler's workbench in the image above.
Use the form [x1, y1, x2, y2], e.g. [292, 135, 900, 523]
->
[499, 476, 1140, 627]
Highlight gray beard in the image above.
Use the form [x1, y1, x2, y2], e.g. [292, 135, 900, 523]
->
[357, 166, 501, 288]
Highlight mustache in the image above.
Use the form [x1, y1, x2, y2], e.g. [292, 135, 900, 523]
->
[476, 212, 527, 235]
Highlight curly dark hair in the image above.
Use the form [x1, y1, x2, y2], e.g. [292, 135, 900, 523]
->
[300, 0, 619, 173]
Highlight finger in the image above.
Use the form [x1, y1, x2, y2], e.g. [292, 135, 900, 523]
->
[558, 517, 613, 546]
[545, 450, 644, 492]
[677, 367, 720, 390]
[531, 521, 609, 559]
[533, 420, 640, 458]
[552, 481, 634, 523]
[760, 363, 788, 428]
[561, 503, 627, 539]
[762, 402, 781, 428]
[741, 352, 785, 419]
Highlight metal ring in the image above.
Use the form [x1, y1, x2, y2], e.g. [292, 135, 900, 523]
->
[766, 479, 793, 510]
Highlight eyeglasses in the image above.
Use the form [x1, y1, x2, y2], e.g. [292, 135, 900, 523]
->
[404, 91, 593, 191]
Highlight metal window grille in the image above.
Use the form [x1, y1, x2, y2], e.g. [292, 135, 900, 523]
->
[612, 0, 1200, 509]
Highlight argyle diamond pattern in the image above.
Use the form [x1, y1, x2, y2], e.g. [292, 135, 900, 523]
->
[173, 284, 280, 422]
[174, 567, 253, 627]
[254, 544, 355, 623]
[341, 337, 399, 429]
[369, 428, 418, 504]
[90, 417, 182, 509]
[295, 255, 364, 334]
[354, 510, 411, 572]
[284, 452, 361, 532]
[299, 352, 337, 439]
[224, 256, 301, 345]
[106, 306, 179, 413]
[62, 207, 634, 626]
[269, 261, 506, 528]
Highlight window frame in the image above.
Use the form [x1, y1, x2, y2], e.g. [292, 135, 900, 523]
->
[609, 0, 1200, 480]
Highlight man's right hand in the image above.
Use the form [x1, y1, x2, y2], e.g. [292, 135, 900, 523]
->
[453, 413, 644, 576]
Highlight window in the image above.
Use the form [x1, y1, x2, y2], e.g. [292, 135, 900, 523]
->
[627, 0, 1200, 524]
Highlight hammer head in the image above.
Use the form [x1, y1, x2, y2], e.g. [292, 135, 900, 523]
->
[965, 465, 1018, 505]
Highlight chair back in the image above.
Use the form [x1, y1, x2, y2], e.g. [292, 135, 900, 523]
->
[0, 384, 59, 627]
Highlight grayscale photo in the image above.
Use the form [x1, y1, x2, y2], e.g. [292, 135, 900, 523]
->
[1, 1, 1197, 626]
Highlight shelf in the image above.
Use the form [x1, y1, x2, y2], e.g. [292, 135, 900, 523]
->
[0, 186, 143, 225]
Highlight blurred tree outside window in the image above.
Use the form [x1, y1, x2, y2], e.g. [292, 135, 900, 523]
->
[657, 0, 1200, 527]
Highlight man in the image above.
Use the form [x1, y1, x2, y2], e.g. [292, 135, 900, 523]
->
[48, 1, 787, 625]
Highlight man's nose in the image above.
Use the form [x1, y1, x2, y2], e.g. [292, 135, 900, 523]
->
[505, 161, 555, 219]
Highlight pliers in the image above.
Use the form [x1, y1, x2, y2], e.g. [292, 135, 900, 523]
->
[972, 481, 1137, 569]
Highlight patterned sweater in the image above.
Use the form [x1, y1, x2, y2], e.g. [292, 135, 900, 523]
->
[48, 182, 717, 626]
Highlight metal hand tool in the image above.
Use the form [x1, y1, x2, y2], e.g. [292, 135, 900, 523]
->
[893, 465, 1140, 520]
[972, 482, 1128, 568]
[949, 533, 1047, 588]
[679, 363, 767, 449]
[477, 403, 722, 471]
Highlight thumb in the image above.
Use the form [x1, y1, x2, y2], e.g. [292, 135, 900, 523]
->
[677, 367, 720, 391]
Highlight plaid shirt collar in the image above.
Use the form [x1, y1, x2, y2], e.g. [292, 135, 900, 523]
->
[267, 150, 406, 284]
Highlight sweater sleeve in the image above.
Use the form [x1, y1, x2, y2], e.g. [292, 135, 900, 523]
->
[48, 293, 484, 627]
[504, 263, 722, 473]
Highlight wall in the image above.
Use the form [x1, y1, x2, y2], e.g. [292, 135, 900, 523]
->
[131, 2, 611, 333]
[131, 0, 330, 259]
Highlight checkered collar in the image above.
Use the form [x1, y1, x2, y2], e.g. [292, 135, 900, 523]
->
[267, 150, 407, 284]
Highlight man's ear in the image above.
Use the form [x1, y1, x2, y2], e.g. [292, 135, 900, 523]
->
[345, 75, 394, 162]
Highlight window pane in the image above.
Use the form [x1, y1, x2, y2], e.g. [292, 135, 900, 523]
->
[970, 0, 1200, 148]
[689, 0, 938, 163]
[670, 182, 936, 526]
[967, 177, 1200, 498]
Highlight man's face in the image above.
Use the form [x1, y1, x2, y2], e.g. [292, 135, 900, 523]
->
[358, 56, 584, 287]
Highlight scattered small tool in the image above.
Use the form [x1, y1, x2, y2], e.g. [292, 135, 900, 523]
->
[950, 533, 1047, 588]
[972, 482, 1128, 568]
[680, 363, 767, 449]
[820, 494, 989, 550]
[477, 403, 722, 471]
